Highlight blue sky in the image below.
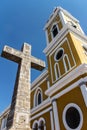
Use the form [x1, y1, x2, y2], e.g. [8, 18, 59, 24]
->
[0, 0, 87, 113]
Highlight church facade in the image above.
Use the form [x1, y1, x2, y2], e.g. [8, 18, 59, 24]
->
[0, 7, 87, 130]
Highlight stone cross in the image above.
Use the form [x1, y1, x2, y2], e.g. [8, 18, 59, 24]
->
[1, 43, 45, 130]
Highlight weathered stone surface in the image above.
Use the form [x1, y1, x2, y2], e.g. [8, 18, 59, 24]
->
[1, 43, 45, 130]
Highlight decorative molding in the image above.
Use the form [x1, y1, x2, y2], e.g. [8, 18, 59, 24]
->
[33, 87, 43, 107]
[44, 7, 79, 30]
[38, 117, 46, 130]
[32, 117, 46, 130]
[59, 10, 67, 25]
[62, 103, 83, 130]
[80, 83, 87, 107]
[51, 78, 86, 103]
[43, 24, 87, 55]
[45, 64, 87, 97]
[31, 98, 50, 115]
[49, 37, 76, 84]
[50, 110, 54, 130]
[30, 107, 52, 121]
[43, 25, 68, 55]
[52, 100, 60, 130]
[50, 22, 59, 40]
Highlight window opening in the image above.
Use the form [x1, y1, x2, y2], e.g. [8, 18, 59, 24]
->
[54, 48, 64, 61]
[33, 123, 38, 130]
[38, 92, 42, 105]
[52, 24, 58, 38]
[66, 107, 80, 129]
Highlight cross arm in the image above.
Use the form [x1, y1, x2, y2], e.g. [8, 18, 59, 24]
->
[31, 56, 45, 71]
[1, 45, 23, 63]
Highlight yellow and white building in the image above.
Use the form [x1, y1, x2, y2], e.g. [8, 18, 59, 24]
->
[0, 7, 87, 130]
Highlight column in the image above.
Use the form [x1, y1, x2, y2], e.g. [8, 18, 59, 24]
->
[50, 110, 54, 130]
[52, 99, 60, 130]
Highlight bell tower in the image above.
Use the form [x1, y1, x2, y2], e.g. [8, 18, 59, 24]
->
[44, 7, 87, 130]
[44, 7, 87, 86]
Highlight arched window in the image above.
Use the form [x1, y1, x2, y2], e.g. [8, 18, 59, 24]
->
[63, 54, 71, 73]
[34, 88, 43, 107]
[54, 63, 60, 80]
[37, 91, 42, 105]
[32, 121, 38, 130]
[54, 48, 63, 81]
[39, 118, 46, 130]
[51, 23, 59, 38]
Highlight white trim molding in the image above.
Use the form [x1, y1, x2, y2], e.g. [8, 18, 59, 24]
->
[45, 64, 87, 97]
[32, 117, 46, 130]
[50, 22, 59, 39]
[34, 87, 43, 107]
[52, 100, 60, 130]
[32, 120, 38, 130]
[31, 98, 50, 116]
[80, 82, 87, 107]
[30, 107, 52, 121]
[43, 24, 87, 56]
[63, 103, 83, 130]
[50, 110, 54, 130]
[38, 117, 46, 130]
[44, 7, 79, 30]
[48, 37, 76, 84]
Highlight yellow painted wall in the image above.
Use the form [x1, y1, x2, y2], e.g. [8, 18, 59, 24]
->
[31, 111, 52, 130]
[47, 14, 63, 43]
[69, 32, 87, 64]
[47, 32, 85, 86]
[31, 79, 48, 109]
[56, 86, 87, 130]
[64, 14, 81, 32]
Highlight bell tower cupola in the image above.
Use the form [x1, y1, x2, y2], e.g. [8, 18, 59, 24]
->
[44, 7, 84, 46]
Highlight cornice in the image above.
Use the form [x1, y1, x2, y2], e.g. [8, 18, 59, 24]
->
[44, 7, 79, 30]
[45, 63, 87, 96]
[30, 98, 50, 116]
[43, 24, 87, 55]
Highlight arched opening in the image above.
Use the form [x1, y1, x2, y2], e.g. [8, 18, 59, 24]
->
[38, 92, 42, 105]
[34, 88, 43, 107]
[54, 63, 60, 80]
[39, 120, 44, 130]
[33, 122, 38, 130]
[39, 118, 46, 130]
[51, 24, 58, 38]
[63, 54, 71, 73]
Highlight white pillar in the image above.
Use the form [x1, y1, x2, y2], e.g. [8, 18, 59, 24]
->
[52, 100, 60, 130]
[59, 10, 67, 25]
[47, 78, 50, 89]
[50, 110, 54, 130]
[45, 30, 49, 45]
[80, 82, 87, 107]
